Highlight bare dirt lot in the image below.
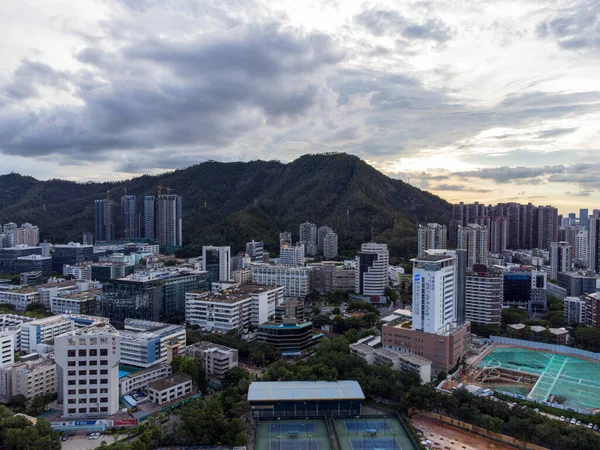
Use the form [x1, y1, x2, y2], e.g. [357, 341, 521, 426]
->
[411, 415, 519, 450]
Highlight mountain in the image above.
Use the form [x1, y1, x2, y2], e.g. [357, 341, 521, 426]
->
[0, 153, 451, 259]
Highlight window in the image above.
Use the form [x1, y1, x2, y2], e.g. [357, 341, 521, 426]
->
[68, 361, 76, 367]
[100, 360, 107, 366]
[68, 380, 76, 385]
[100, 369, 108, 375]
[79, 408, 87, 413]
[90, 379, 97, 385]
[68, 408, 76, 414]
[100, 388, 108, 394]
[78, 360, 87, 366]
[100, 397, 108, 403]
[89, 398, 97, 403]
[90, 388, 97, 394]
[79, 370, 87, 376]
[79, 389, 86, 394]
[89, 349, 97, 356]
[68, 389, 76, 395]
[89, 370, 97, 375]
[68, 370, 76, 376]
[90, 408, 98, 413]
[100, 407, 108, 412]
[78, 349, 87, 357]
[100, 349, 108, 356]
[79, 398, 87, 403]
[68, 399, 76, 404]
[89, 360, 97, 366]
[67, 350, 76, 357]
[100, 379, 108, 384]
[78, 379, 87, 385]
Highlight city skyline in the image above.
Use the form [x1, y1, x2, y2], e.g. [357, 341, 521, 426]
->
[0, 1, 598, 212]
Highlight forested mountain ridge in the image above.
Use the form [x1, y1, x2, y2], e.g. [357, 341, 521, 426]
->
[0, 153, 451, 258]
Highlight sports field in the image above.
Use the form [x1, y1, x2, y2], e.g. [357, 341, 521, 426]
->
[256, 419, 332, 450]
[334, 417, 415, 450]
[478, 347, 600, 411]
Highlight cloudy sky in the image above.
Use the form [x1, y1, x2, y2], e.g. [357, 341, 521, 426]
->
[1, 0, 599, 213]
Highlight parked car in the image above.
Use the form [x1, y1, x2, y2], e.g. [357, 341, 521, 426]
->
[570, 418, 577, 424]
[594, 424, 598, 431]
[588, 423, 593, 429]
[61, 434, 69, 442]
[560, 416, 565, 422]
[576, 421, 582, 426]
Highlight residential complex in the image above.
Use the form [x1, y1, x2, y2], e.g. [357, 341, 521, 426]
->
[355, 242, 389, 296]
[417, 223, 447, 257]
[251, 264, 313, 298]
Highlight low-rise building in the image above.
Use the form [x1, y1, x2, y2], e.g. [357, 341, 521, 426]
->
[51, 289, 101, 315]
[349, 343, 375, 364]
[564, 296, 585, 324]
[119, 319, 186, 369]
[148, 373, 193, 405]
[396, 352, 432, 384]
[119, 363, 172, 396]
[382, 321, 471, 375]
[274, 298, 305, 322]
[256, 319, 320, 357]
[21, 315, 75, 353]
[12, 357, 57, 399]
[185, 341, 238, 380]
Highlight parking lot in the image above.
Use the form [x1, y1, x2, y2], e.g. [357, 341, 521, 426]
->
[60, 433, 119, 450]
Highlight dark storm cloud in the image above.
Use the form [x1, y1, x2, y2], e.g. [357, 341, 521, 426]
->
[0, 22, 342, 160]
[355, 8, 453, 42]
[536, 0, 600, 50]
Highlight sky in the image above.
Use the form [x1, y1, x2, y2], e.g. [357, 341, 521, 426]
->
[0, 0, 599, 214]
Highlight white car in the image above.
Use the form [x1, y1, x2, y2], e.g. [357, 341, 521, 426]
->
[577, 421, 582, 426]
[588, 423, 593, 429]
[560, 416, 565, 422]
[571, 418, 577, 424]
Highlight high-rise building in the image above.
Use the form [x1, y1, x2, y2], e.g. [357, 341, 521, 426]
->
[299, 222, 317, 256]
[589, 216, 600, 274]
[54, 323, 121, 418]
[580, 209, 589, 228]
[323, 232, 338, 259]
[94, 199, 116, 242]
[82, 231, 93, 245]
[52, 242, 94, 273]
[503, 269, 547, 316]
[280, 244, 305, 267]
[457, 224, 489, 266]
[143, 196, 156, 240]
[355, 243, 389, 296]
[157, 194, 182, 251]
[279, 232, 292, 250]
[317, 226, 333, 254]
[465, 268, 502, 325]
[246, 241, 264, 262]
[417, 223, 447, 257]
[534, 205, 559, 250]
[251, 264, 313, 299]
[121, 195, 137, 241]
[202, 246, 231, 282]
[411, 251, 457, 334]
[550, 241, 573, 280]
[488, 217, 508, 253]
[576, 230, 588, 262]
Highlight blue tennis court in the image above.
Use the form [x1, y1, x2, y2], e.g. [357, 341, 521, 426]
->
[350, 438, 401, 449]
[270, 422, 317, 434]
[344, 421, 392, 433]
[268, 439, 321, 450]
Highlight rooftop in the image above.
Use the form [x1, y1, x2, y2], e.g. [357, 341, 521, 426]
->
[349, 343, 374, 355]
[57, 322, 119, 337]
[53, 289, 102, 301]
[187, 284, 282, 303]
[148, 373, 192, 391]
[397, 352, 432, 367]
[248, 380, 365, 402]
[186, 341, 236, 353]
[121, 363, 171, 381]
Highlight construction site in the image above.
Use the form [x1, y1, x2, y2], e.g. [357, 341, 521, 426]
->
[448, 344, 600, 414]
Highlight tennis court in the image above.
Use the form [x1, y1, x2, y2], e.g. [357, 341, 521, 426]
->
[334, 417, 417, 450]
[257, 419, 333, 450]
[270, 422, 317, 434]
[267, 439, 322, 450]
[350, 438, 401, 449]
[478, 347, 600, 411]
[344, 420, 392, 433]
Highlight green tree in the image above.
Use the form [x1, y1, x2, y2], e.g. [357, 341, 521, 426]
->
[171, 356, 199, 385]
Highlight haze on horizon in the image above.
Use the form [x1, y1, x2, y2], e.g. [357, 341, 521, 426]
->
[0, 0, 599, 214]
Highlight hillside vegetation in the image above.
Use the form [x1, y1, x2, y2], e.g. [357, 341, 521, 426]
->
[0, 153, 451, 258]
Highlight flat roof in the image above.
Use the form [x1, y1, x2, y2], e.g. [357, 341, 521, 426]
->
[248, 380, 365, 402]
[148, 373, 191, 391]
[187, 284, 282, 303]
[398, 352, 432, 367]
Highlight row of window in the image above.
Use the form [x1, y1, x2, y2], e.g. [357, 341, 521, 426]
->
[67, 397, 108, 404]
[67, 407, 108, 414]
[67, 349, 108, 357]
[67, 360, 109, 367]
[67, 388, 109, 394]
[67, 379, 109, 385]
[67, 369, 108, 376]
